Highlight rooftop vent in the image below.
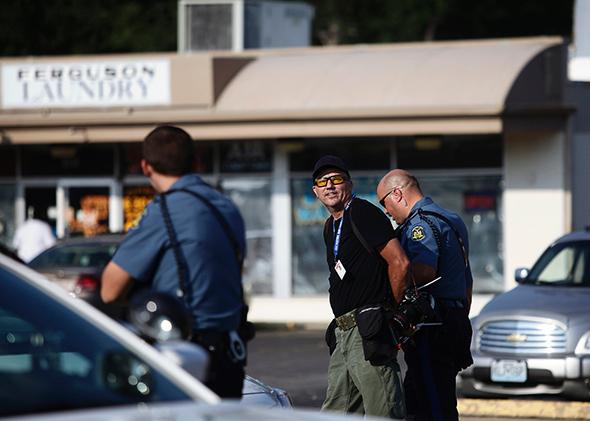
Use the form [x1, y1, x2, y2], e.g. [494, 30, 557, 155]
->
[178, 0, 314, 52]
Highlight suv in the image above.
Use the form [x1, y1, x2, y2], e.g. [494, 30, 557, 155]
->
[460, 230, 590, 400]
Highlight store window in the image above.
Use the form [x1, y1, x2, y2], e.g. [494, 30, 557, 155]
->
[220, 141, 272, 173]
[21, 145, 115, 176]
[120, 144, 143, 176]
[0, 185, 16, 246]
[397, 135, 502, 169]
[222, 178, 272, 295]
[0, 146, 16, 177]
[289, 138, 390, 173]
[291, 179, 328, 295]
[418, 175, 503, 293]
[291, 173, 503, 295]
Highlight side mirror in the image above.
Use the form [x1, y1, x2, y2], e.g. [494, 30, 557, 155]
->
[514, 267, 529, 283]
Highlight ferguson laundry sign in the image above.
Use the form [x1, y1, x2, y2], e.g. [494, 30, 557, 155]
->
[1, 59, 170, 108]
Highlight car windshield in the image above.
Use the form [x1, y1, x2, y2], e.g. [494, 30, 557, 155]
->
[29, 242, 118, 269]
[0, 264, 194, 417]
[526, 240, 590, 286]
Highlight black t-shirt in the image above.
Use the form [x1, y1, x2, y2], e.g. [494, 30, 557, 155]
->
[323, 198, 396, 317]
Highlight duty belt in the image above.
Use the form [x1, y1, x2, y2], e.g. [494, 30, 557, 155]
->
[335, 309, 357, 331]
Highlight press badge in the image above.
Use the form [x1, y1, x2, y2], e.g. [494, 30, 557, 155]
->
[335, 260, 346, 280]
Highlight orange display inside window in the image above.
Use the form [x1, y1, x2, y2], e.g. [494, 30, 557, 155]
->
[67, 194, 109, 237]
[123, 186, 155, 232]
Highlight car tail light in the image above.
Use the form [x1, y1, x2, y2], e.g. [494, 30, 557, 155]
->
[74, 273, 100, 293]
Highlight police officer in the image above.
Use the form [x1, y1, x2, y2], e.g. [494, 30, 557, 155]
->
[377, 169, 473, 421]
[101, 125, 247, 398]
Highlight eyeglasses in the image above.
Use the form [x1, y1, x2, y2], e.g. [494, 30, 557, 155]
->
[379, 189, 394, 207]
[314, 175, 348, 187]
[379, 186, 405, 207]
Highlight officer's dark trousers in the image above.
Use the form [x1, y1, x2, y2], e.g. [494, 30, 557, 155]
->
[192, 332, 245, 399]
[402, 307, 472, 421]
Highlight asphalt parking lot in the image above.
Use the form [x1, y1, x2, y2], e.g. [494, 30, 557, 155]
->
[247, 327, 329, 408]
[246, 327, 590, 420]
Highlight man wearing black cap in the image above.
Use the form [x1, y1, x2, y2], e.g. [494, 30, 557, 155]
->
[312, 155, 408, 419]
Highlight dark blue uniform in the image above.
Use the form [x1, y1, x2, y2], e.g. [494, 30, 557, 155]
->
[399, 197, 472, 299]
[399, 197, 473, 421]
[113, 173, 247, 398]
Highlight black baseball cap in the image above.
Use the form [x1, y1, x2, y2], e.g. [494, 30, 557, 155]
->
[312, 155, 350, 181]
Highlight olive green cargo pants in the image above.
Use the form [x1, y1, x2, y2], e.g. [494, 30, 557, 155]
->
[321, 324, 406, 419]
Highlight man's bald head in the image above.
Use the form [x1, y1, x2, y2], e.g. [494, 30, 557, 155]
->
[377, 169, 423, 224]
[378, 169, 421, 193]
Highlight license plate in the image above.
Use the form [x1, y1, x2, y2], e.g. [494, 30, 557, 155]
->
[490, 359, 527, 383]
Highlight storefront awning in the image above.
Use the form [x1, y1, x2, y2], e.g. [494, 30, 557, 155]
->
[0, 37, 567, 143]
[217, 37, 563, 116]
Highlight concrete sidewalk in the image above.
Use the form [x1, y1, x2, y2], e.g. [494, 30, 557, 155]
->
[247, 295, 496, 325]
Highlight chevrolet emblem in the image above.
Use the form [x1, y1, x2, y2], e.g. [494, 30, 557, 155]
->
[506, 333, 527, 342]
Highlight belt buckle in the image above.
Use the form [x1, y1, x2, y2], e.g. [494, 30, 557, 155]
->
[337, 312, 356, 331]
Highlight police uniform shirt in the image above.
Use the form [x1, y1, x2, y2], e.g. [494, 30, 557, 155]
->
[399, 197, 473, 300]
[113, 174, 246, 332]
[324, 197, 396, 317]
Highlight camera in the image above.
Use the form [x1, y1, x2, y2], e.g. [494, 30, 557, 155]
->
[390, 288, 439, 339]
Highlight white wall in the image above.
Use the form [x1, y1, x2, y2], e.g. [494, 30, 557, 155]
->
[503, 129, 571, 289]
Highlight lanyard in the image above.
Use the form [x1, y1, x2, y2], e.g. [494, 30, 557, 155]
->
[332, 195, 355, 261]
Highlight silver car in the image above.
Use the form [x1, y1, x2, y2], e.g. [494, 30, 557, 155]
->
[460, 230, 590, 400]
[0, 255, 385, 420]
[28, 234, 125, 318]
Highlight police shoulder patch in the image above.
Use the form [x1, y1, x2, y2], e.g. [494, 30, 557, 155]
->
[411, 225, 426, 241]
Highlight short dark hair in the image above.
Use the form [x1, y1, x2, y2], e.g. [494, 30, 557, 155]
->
[142, 125, 194, 176]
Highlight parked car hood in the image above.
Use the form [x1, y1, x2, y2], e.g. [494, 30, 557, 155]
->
[4, 401, 386, 421]
[479, 284, 590, 325]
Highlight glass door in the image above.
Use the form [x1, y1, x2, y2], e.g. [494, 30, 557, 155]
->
[18, 179, 121, 239]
